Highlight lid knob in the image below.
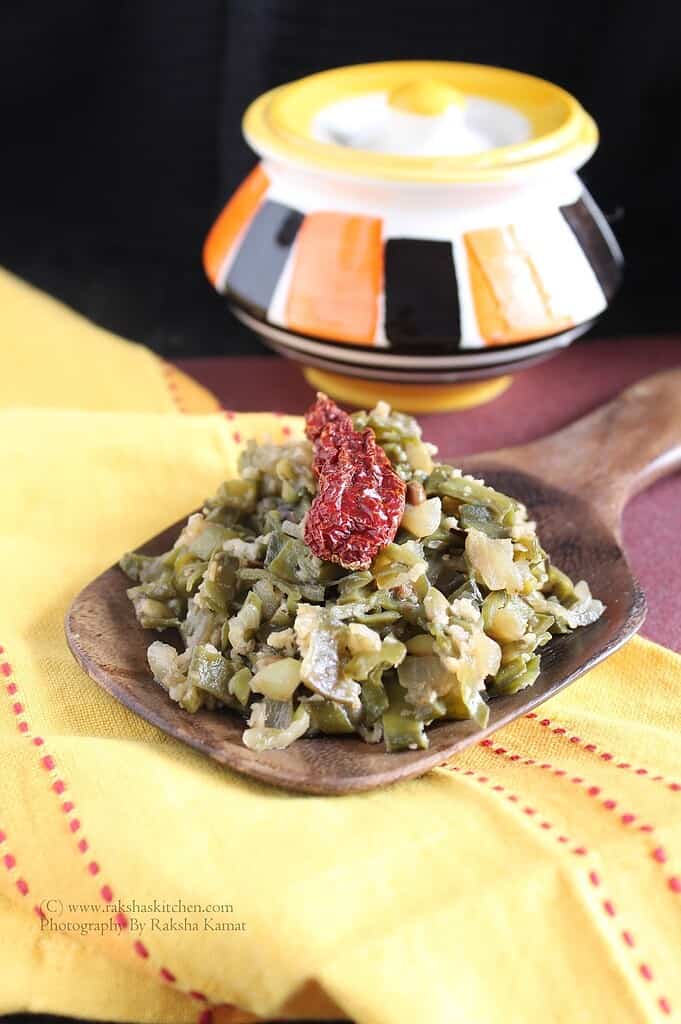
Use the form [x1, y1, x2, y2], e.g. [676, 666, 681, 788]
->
[388, 79, 466, 116]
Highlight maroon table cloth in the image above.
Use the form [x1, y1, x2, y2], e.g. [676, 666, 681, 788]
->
[177, 335, 681, 651]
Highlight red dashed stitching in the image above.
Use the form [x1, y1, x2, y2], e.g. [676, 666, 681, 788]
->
[0, 826, 41, 918]
[221, 406, 298, 448]
[0, 647, 224, 1014]
[524, 714, 679, 793]
[481, 743, 681, 894]
[161, 361, 188, 415]
[441, 762, 672, 1015]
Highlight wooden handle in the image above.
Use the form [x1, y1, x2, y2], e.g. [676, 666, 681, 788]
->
[494, 368, 681, 533]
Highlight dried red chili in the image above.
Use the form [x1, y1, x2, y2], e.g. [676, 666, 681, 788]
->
[304, 394, 406, 570]
[304, 393, 351, 445]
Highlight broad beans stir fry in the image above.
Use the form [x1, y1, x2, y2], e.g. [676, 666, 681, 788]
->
[120, 398, 604, 753]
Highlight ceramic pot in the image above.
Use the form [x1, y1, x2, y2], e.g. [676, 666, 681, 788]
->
[203, 62, 622, 409]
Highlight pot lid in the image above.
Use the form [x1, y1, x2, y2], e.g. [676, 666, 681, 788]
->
[243, 61, 598, 184]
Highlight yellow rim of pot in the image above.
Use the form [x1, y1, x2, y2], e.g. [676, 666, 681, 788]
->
[243, 61, 598, 184]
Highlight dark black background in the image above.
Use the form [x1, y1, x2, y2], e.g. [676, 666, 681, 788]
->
[2, 0, 680, 357]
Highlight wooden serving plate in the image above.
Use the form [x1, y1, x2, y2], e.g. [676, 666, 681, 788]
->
[65, 370, 681, 794]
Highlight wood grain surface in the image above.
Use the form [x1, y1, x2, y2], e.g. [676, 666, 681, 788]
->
[65, 370, 681, 795]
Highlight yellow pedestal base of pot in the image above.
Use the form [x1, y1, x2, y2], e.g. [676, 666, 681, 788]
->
[302, 368, 512, 413]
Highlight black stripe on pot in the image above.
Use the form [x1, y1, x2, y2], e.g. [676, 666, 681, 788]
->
[384, 239, 461, 353]
[263, 339, 550, 383]
[560, 194, 623, 301]
[224, 201, 303, 319]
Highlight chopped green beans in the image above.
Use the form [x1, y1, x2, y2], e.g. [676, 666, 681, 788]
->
[120, 398, 604, 753]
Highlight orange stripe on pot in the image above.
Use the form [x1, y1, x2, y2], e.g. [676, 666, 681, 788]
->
[202, 164, 269, 288]
[464, 225, 573, 346]
[286, 212, 382, 345]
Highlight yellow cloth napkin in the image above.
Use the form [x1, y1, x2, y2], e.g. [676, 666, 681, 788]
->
[2, 266, 680, 1024]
